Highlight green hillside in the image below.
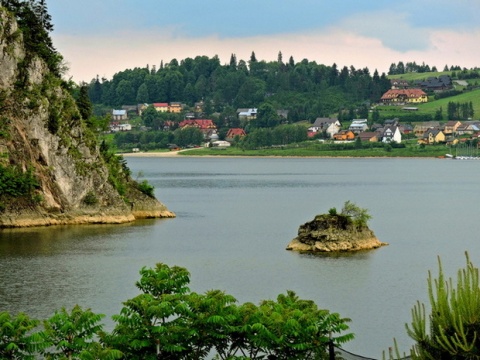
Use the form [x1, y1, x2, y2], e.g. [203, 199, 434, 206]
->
[417, 88, 480, 116]
[388, 71, 453, 81]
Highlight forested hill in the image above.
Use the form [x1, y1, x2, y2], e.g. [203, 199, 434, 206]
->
[88, 54, 393, 122]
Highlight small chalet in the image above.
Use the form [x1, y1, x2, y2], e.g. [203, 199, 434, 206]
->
[348, 119, 368, 134]
[380, 126, 402, 143]
[418, 129, 445, 145]
[442, 121, 462, 135]
[456, 121, 480, 136]
[413, 121, 441, 137]
[308, 118, 341, 138]
[333, 130, 355, 141]
[390, 79, 409, 89]
[380, 89, 428, 105]
[414, 75, 452, 92]
[358, 132, 378, 142]
[225, 128, 247, 141]
[153, 103, 169, 112]
[179, 119, 216, 130]
[169, 102, 183, 113]
[112, 109, 128, 121]
[237, 108, 257, 121]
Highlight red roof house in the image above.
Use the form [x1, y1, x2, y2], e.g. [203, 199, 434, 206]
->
[226, 128, 246, 141]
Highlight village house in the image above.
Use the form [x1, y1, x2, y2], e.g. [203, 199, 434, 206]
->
[225, 128, 247, 142]
[390, 79, 409, 89]
[398, 124, 413, 135]
[308, 118, 341, 138]
[358, 132, 378, 142]
[333, 130, 355, 141]
[348, 119, 368, 134]
[413, 121, 441, 137]
[179, 119, 217, 140]
[414, 75, 452, 93]
[237, 108, 257, 121]
[380, 126, 402, 143]
[418, 129, 445, 145]
[121, 105, 138, 116]
[169, 102, 183, 113]
[153, 103, 169, 112]
[112, 109, 128, 121]
[137, 103, 149, 116]
[380, 89, 428, 105]
[456, 121, 480, 136]
[442, 120, 462, 135]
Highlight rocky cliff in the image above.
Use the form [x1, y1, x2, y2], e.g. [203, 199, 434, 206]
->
[0, 7, 174, 227]
[286, 213, 387, 252]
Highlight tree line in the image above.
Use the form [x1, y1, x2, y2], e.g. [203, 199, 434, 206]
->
[3, 256, 480, 359]
[0, 263, 353, 359]
[87, 52, 393, 122]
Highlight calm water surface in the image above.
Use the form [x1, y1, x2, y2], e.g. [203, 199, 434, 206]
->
[1, 157, 480, 358]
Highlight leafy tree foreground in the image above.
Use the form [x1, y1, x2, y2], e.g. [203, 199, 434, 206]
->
[0, 263, 353, 359]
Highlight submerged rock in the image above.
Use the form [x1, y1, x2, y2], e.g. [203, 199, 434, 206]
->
[286, 213, 388, 252]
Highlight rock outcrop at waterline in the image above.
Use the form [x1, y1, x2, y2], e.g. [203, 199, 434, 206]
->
[286, 213, 387, 252]
[0, 7, 174, 228]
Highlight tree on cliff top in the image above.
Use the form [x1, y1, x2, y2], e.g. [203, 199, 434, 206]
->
[340, 201, 372, 228]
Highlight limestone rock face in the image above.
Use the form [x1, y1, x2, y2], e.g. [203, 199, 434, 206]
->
[286, 214, 387, 252]
[0, 8, 174, 228]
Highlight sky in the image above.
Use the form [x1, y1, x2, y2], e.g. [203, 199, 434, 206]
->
[46, 0, 480, 83]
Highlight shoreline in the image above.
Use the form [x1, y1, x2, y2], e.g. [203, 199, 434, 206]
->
[120, 151, 445, 160]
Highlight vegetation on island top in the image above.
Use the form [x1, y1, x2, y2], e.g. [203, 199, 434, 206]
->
[2, 254, 480, 359]
[329, 201, 372, 229]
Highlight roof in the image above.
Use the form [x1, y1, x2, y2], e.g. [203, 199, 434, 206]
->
[112, 109, 126, 115]
[381, 88, 427, 100]
[312, 118, 339, 128]
[153, 102, 169, 107]
[226, 128, 246, 137]
[358, 132, 378, 140]
[179, 119, 216, 129]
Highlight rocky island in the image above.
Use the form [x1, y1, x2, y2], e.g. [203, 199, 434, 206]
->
[0, 5, 174, 227]
[286, 202, 387, 252]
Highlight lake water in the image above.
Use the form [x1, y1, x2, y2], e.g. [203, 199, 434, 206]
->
[1, 156, 480, 358]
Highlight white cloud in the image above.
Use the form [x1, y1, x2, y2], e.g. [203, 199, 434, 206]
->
[53, 25, 480, 83]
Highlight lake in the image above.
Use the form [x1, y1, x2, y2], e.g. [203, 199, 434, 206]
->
[1, 156, 480, 359]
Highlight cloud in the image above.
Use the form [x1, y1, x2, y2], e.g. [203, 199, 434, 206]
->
[337, 10, 432, 52]
[53, 25, 480, 83]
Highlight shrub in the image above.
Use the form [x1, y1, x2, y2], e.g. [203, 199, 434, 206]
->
[340, 201, 372, 228]
[83, 191, 98, 206]
[137, 180, 155, 198]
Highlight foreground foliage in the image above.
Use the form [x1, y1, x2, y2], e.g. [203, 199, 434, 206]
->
[386, 252, 480, 360]
[0, 263, 354, 359]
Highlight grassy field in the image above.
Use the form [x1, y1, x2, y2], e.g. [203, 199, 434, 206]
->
[179, 142, 451, 158]
[376, 88, 480, 119]
[388, 71, 453, 81]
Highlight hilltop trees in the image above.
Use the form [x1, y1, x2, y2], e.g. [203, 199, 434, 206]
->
[88, 53, 392, 122]
[2, 0, 62, 76]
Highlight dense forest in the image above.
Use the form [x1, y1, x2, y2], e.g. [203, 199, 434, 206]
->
[87, 53, 394, 122]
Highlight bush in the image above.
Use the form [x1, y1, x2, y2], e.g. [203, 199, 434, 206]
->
[83, 191, 98, 205]
[340, 201, 372, 228]
[137, 180, 155, 198]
